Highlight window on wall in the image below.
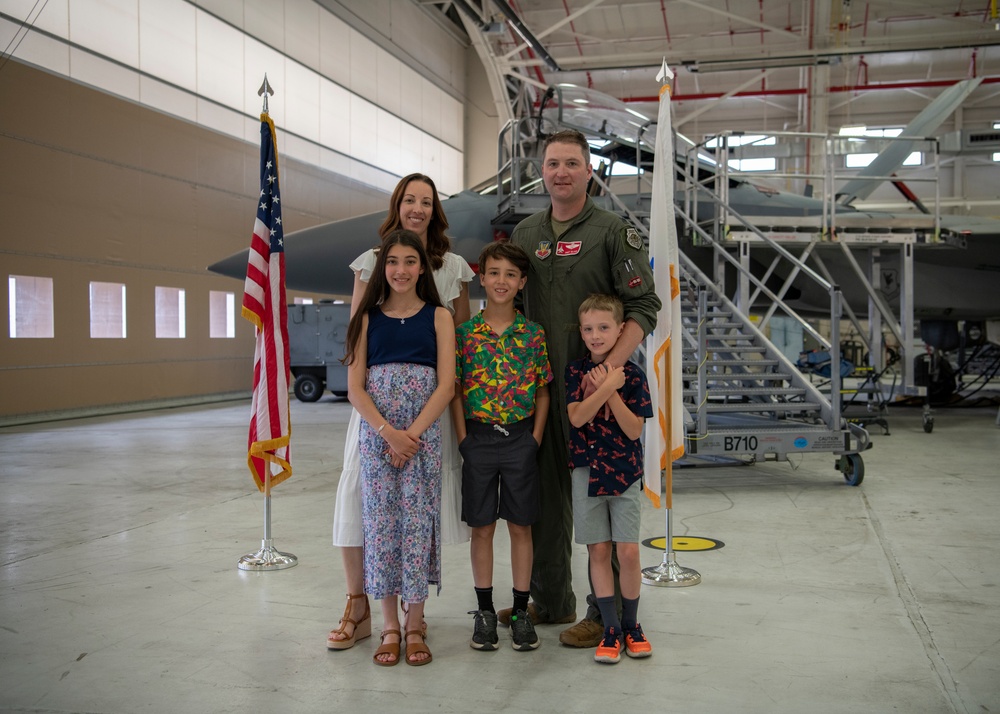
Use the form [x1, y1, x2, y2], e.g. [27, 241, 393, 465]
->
[845, 151, 922, 168]
[705, 135, 776, 149]
[155, 286, 186, 338]
[728, 157, 777, 172]
[8, 275, 54, 338]
[209, 290, 235, 338]
[706, 135, 777, 172]
[90, 282, 127, 338]
[841, 126, 922, 167]
[840, 126, 903, 138]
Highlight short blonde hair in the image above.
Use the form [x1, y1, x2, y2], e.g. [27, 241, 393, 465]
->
[577, 293, 624, 324]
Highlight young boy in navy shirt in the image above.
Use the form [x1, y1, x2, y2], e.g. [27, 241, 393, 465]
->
[452, 242, 552, 652]
[565, 293, 653, 664]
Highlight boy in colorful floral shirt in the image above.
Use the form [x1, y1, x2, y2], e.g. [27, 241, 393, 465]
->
[565, 293, 653, 664]
[452, 242, 552, 652]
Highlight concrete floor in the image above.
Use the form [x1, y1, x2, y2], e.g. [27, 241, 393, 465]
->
[1, 398, 998, 714]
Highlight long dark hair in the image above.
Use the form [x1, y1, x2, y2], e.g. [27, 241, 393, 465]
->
[342, 230, 443, 366]
[378, 173, 450, 271]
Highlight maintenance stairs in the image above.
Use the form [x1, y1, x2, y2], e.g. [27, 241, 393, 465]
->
[676, 256, 869, 483]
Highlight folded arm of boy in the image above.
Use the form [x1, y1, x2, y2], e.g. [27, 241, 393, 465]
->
[568, 364, 644, 441]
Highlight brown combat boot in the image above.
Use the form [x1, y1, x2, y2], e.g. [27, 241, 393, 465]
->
[558, 617, 604, 648]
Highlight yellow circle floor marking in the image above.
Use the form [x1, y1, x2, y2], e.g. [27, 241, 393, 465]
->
[642, 536, 724, 552]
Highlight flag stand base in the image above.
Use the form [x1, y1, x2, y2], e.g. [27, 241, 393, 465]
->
[238, 539, 298, 571]
[642, 551, 701, 587]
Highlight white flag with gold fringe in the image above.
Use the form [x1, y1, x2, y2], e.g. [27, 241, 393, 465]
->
[642, 59, 685, 508]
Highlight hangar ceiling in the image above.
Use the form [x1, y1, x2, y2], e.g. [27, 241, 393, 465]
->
[430, 0, 1000, 136]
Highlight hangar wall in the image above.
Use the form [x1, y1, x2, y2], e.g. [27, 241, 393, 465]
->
[0, 61, 384, 423]
[0, 0, 467, 197]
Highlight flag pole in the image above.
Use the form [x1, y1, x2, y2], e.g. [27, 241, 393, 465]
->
[642, 461, 701, 588]
[641, 60, 700, 587]
[238, 75, 297, 571]
[239, 465, 297, 570]
[641, 358, 700, 586]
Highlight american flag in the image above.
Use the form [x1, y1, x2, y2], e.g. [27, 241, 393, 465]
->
[643, 61, 685, 508]
[242, 114, 291, 492]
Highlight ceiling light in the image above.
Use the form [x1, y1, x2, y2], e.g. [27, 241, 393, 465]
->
[686, 55, 839, 73]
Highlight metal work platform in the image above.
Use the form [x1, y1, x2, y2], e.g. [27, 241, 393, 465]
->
[677, 255, 869, 484]
[724, 213, 943, 244]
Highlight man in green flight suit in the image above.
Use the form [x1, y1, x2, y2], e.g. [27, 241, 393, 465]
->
[502, 129, 661, 647]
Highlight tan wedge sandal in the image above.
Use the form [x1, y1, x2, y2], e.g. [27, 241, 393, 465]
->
[326, 593, 371, 650]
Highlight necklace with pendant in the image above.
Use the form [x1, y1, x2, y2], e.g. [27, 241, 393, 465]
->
[386, 304, 420, 324]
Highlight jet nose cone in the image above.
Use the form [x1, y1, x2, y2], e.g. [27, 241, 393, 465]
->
[207, 250, 250, 280]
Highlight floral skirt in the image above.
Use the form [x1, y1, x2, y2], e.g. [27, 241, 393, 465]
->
[332, 401, 469, 547]
[359, 363, 442, 602]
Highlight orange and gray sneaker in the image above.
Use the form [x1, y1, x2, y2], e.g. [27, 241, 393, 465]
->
[623, 623, 652, 658]
[593, 626, 622, 664]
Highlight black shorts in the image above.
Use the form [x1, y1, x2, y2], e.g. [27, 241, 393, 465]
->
[458, 418, 540, 528]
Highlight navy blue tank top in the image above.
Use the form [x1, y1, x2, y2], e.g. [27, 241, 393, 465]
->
[366, 303, 437, 369]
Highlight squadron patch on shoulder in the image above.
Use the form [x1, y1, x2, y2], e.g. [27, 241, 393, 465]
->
[625, 227, 643, 250]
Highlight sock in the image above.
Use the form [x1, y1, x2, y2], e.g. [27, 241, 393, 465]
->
[475, 586, 495, 613]
[512, 588, 530, 614]
[621, 596, 639, 631]
[596, 596, 620, 634]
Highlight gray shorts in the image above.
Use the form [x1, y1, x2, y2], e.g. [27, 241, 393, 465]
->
[571, 466, 642, 544]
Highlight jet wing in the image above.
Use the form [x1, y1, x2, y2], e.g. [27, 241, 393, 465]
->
[207, 190, 497, 296]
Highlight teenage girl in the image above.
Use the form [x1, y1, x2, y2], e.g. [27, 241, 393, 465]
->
[328, 174, 472, 653]
[342, 230, 455, 667]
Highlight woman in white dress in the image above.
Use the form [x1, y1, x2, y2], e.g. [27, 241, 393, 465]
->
[327, 173, 473, 650]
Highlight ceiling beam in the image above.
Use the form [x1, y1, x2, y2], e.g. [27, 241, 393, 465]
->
[675, 69, 778, 127]
[671, 0, 801, 41]
[533, 0, 607, 41]
[546, 34, 1000, 73]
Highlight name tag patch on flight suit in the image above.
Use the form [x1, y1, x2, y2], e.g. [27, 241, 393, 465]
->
[556, 241, 581, 256]
[535, 240, 552, 259]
